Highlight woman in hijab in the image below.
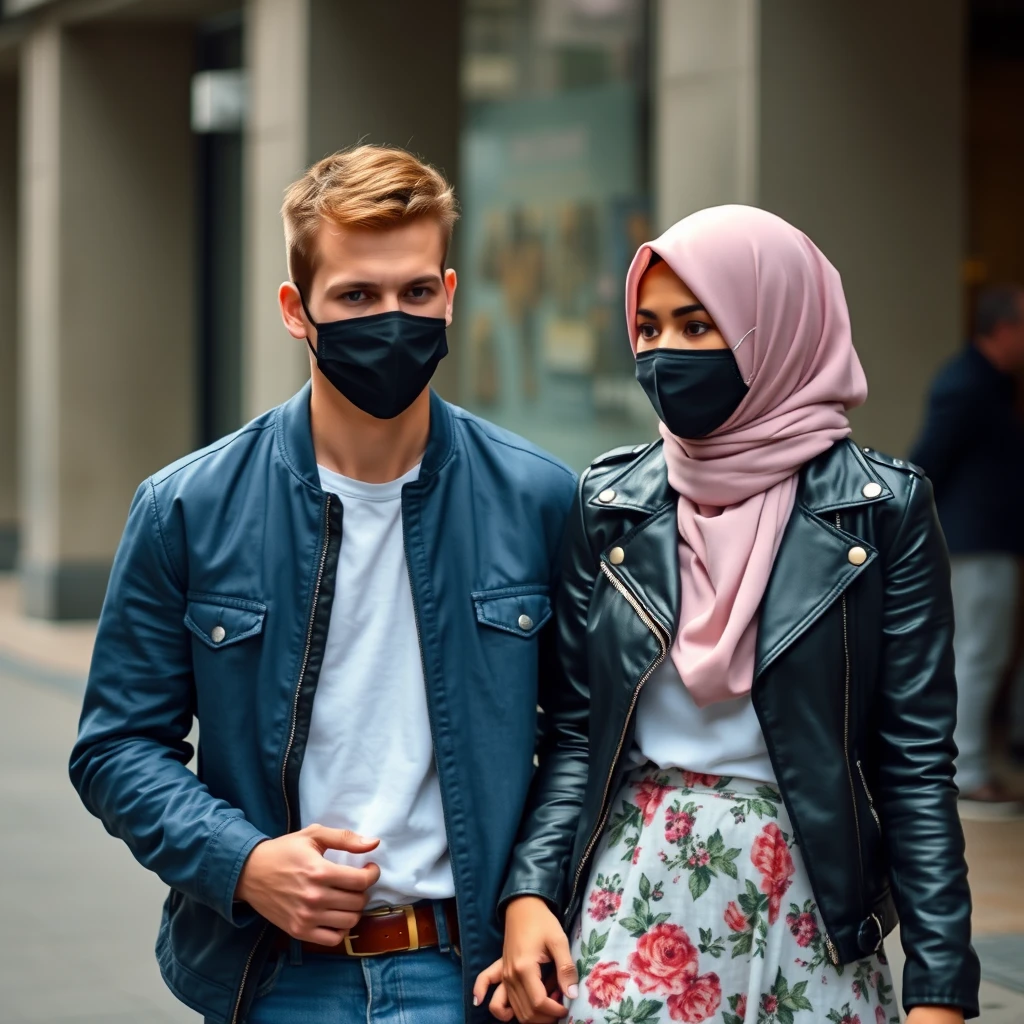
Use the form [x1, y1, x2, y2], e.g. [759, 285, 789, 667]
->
[476, 207, 978, 1024]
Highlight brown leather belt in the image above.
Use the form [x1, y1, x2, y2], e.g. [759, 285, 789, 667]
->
[275, 899, 459, 958]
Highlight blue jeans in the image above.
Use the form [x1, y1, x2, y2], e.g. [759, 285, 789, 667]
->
[219, 904, 464, 1024]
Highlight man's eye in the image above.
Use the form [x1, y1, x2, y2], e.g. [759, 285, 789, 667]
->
[408, 287, 429, 299]
[342, 290, 367, 302]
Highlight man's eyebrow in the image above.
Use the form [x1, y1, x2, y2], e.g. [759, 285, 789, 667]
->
[403, 275, 444, 288]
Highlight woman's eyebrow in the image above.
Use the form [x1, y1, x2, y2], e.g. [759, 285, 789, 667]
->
[672, 303, 706, 317]
[636, 308, 658, 319]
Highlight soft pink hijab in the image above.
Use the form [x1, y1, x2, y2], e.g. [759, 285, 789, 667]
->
[625, 206, 868, 707]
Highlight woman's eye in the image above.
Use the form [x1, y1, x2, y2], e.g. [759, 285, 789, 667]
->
[638, 324, 658, 340]
[684, 321, 710, 337]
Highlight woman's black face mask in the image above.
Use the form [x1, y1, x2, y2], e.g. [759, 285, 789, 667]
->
[635, 348, 749, 439]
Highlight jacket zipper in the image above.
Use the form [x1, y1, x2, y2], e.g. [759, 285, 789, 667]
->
[856, 760, 882, 832]
[402, 492, 465, 960]
[229, 495, 332, 1024]
[822, 511, 864, 968]
[564, 560, 669, 923]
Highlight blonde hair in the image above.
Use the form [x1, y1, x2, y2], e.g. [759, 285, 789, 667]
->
[282, 145, 459, 294]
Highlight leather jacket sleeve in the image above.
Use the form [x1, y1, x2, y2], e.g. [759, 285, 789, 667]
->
[875, 473, 981, 1012]
[69, 481, 268, 924]
[499, 474, 595, 915]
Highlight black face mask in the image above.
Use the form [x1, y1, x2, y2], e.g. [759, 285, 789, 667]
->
[635, 348, 749, 439]
[300, 295, 449, 420]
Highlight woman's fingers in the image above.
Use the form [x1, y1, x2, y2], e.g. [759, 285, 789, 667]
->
[472, 958, 503, 1008]
[488, 982, 516, 1022]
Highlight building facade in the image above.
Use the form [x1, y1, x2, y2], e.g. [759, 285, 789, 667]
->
[0, 0, 1000, 618]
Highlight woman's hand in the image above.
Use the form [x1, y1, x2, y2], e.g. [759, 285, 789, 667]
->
[473, 896, 578, 1022]
[906, 1008, 965, 1024]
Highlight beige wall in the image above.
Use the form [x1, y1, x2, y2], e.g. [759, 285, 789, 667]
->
[655, 0, 965, 458]
[0, 76, 17, 568]
[242, 0, 462, 419]
[19, 22, 196, 617]
[757, 0, 965, 457]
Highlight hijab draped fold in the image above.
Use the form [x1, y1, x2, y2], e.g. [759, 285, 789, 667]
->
[625, 206, 868, 707]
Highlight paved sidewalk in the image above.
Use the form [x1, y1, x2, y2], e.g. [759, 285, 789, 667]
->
[2, 572, 1023, 1021]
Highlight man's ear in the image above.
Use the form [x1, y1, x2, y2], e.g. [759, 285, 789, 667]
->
[443, 268, 458, 327]
[279, 282, 311, 342]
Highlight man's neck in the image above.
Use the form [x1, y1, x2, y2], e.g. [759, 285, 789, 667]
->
[310, 375, 431, 483]
[974, 337, 1015, 377]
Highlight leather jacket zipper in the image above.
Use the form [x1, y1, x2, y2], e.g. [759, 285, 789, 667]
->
[565, 559, 669, 924]
[230, 495, 332, 1024]
[823, 511, 865, 968]
[856, 759, 882, 832]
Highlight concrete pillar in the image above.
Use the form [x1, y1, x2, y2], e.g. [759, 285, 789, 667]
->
[243, 0, 462, 418]
[0, 76, 17, 570]
[655, 0, 964, 458]
[18, 22, 196, 619]
[757, 0, 965, 456]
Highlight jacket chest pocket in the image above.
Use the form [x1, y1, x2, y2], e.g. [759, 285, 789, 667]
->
[184, 593, 267, 670]
[471, 585, 552, 702]
[472, 585, 552, 639]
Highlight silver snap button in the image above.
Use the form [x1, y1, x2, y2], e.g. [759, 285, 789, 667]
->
[848, 546, 868, 566]
[211, 625, 227, 644]
[598, 489, 616, 504]
[518, 614, 533, 631]
[609, 546, 625, 565]
[862, 482, 882, 499]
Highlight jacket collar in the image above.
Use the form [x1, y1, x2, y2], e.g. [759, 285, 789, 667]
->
[276, 382, 456, 494]
[591, 438, 893, 517]
[593, 439, 893, 677]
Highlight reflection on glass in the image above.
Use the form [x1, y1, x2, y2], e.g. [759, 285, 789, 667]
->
[460, 0, 655, 470]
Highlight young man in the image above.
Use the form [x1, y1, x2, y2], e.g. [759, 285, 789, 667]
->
[70, 146, 577, 1024]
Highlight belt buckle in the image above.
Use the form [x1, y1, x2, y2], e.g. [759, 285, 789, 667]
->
[342, 904, 420, 957]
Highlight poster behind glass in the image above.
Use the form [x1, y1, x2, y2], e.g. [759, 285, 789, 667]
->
[460, 0, 655, 471]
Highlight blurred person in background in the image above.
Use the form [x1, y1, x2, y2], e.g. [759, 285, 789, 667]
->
[910, 284, 1024, 813]
[69, 145, 576, 1024]
[476, 206, 978, 1024]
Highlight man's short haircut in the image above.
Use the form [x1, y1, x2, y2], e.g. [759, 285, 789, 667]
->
[282, 145, 459, 295]
[974, 284, 1024, 339]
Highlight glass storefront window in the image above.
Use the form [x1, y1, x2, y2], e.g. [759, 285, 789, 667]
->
[459, 0, 655, 470]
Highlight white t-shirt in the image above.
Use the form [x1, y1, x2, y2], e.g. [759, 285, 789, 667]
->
[630, 658, 776, 783]
[298, 462, 455, 908]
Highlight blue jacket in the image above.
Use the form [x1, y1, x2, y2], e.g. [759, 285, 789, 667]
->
[70, 385, 576, 1023]
[910, 344, 1024, 556]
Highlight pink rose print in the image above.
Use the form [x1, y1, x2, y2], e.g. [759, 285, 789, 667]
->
[735, 994, 748, 1018]
[839, 1014, 862, 1024]
[632, 846, 642, 865]
[751, 822, 795, 924]
[696, 848, 711, 866]
[875, 1008, 887, 1024]
[852, 981, 862, 1000]
[724, 901, 750, 934]
[762, 994, 779, 1014]
[635, 778, 673, 825]
[681, 771, 721, 789]
[665, 807, 695, 843]
[667, 973, 722, 1022]
[588, 888, 622, 922]
[785, 910, 818, 947]
[586, 961, 630, 1009]
[627, 922, 699, 995]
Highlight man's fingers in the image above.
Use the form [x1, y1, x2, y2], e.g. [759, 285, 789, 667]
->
[317, 860, 381, 892]
[306, 824, 381, 855]
[552, 932, 580, 1000]
[506, 962, 567, 1022]
[488, 983, 515, 1022]
[473, 958, 503, 1007]
[306, 926, 347, 946]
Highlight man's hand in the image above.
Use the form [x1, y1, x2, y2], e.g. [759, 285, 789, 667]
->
[235, 824, 380, 945]
[476, 895, 578, 1023]
[906, 1008, 965, 1024]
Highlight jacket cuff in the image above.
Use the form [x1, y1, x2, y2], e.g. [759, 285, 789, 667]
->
[498, 869, 565, 921]
[199, 814, 269, 925]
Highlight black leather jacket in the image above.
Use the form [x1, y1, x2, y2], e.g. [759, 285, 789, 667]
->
[501, 438, 980, 1018]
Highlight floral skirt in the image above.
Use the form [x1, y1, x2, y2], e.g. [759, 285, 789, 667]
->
[567, 767, 899, 1024]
